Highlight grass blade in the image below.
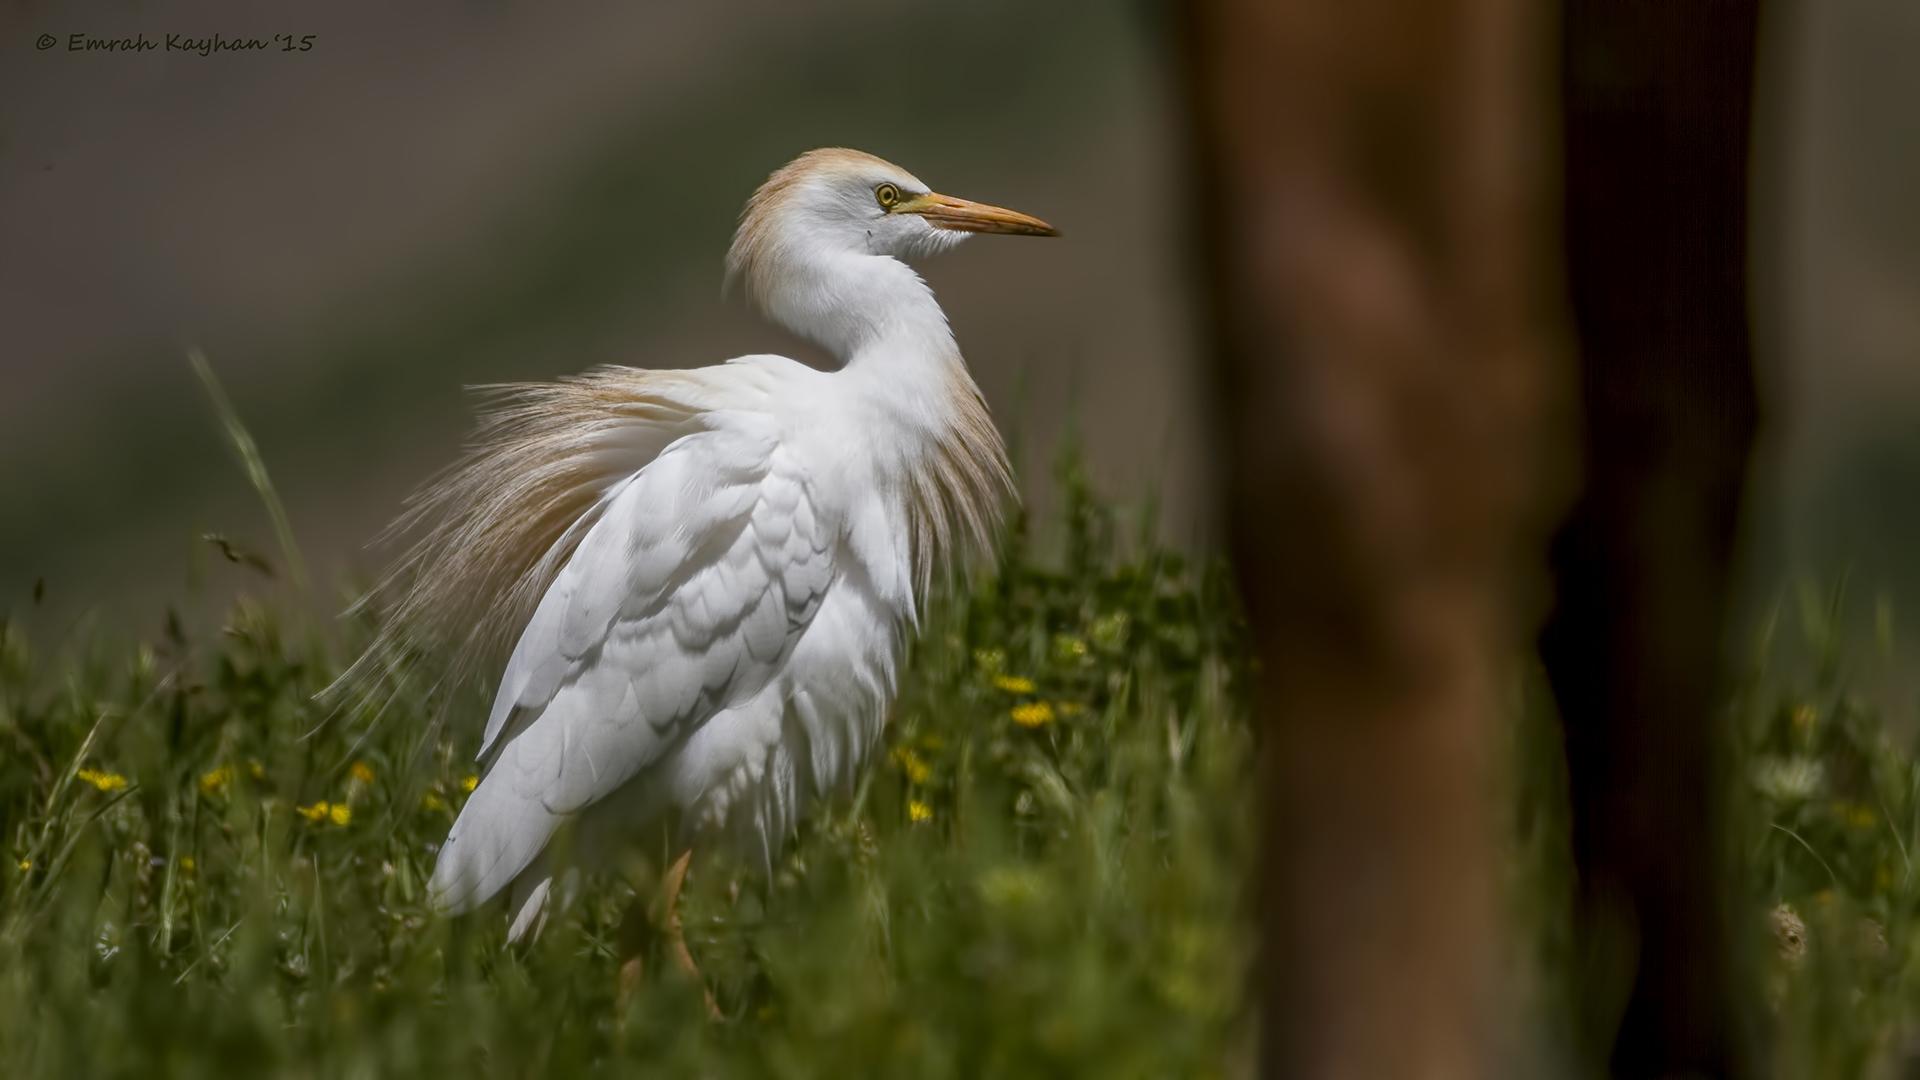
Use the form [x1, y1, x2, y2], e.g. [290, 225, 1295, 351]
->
[188, 348, 310, 599]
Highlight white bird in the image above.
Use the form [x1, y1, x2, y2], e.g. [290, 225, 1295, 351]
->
[353, 148, 1057, 957]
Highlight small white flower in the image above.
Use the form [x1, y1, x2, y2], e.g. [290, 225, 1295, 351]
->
[1753, 756, 1825, 803]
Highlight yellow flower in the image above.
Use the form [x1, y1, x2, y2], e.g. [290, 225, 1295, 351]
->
[180, 857, 196, 872]
[992, 674, 1036, 694]
[77, 768, 128, 792]
[460, 775, 479, 793]
[1011, 702, 1055, 728]
[349, 762, 375, 784]
[972, 648, 1006, 674]
[908, 799, 932, 823]
[1055, 701, 1086, 717]
[16, 859, 29, 872]
[246, 760, 265, 779]
[890, 746, 931, 785]
[199, 765, 231, 796]
[1828, 800, 1877, 829]
[297, 801, 331, 822]
[421, 793, 446, 813]
[329, 803, 352, 827]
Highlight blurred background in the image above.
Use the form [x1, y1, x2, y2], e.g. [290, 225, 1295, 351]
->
[0, 0, 1210, 628]
[1, 0, 1916, 707]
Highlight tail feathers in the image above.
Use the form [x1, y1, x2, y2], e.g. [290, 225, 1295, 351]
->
[429, 770, 566, 914]
[505, 865, 579, 942]
[508, 876, 551, 942]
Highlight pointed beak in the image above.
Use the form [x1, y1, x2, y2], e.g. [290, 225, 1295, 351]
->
[896, 192, 1059, 236]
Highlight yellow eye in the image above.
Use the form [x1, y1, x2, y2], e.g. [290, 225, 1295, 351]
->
[875, 183, 902, 209]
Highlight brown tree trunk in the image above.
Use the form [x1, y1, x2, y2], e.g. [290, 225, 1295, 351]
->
[1544, 3, 1762, 1076]
[1179, 0, 1567, 1075]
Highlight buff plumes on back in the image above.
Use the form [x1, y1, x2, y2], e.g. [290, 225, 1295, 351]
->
[335, 368, 718, 708]
[336, 363, 1007, 713]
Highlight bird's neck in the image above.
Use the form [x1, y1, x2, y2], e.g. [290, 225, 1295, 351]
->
[760, 249, 1007, 600]
[763, 250, 960, 370]
[761, 247, 1009, 590]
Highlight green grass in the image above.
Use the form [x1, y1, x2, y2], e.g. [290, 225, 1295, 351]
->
[8, 379, 1920, 1077]
[1736, 582, 1920, 1076]
[1493, 577, 1920, 1077]
[0, 445, 1255, 1078]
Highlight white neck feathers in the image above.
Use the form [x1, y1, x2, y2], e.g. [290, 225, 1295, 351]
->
[754, 248, 957, 366]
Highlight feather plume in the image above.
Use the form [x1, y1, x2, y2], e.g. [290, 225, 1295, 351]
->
[334, 367, 713, 706]
[903, 361, 1015, 599]
[336, 358, 1008, 706]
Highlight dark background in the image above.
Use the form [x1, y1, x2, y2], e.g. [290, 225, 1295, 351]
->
[2, 0, 1916, 705]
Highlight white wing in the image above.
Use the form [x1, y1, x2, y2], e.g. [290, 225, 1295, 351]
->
[429, 408, 834, 912]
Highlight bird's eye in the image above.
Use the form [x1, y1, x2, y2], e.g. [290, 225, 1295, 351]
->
[875, 183, 902, 209]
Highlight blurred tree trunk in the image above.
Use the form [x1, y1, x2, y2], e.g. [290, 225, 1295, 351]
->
[1179, 0, 1566, 1076]
[1543, 2, 1762, 1076]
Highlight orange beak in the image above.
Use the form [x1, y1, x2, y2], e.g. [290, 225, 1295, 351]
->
[895, 192, 1059, 236]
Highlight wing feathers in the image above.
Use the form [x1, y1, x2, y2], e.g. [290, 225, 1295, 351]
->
[415, 352, 1011, 923]
[431, 415, 834, 912]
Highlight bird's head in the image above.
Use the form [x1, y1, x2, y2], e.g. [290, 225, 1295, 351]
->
[726, 148, 1057, 324]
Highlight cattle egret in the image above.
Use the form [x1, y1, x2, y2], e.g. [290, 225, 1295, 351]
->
[354, 148, 1056, 978]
